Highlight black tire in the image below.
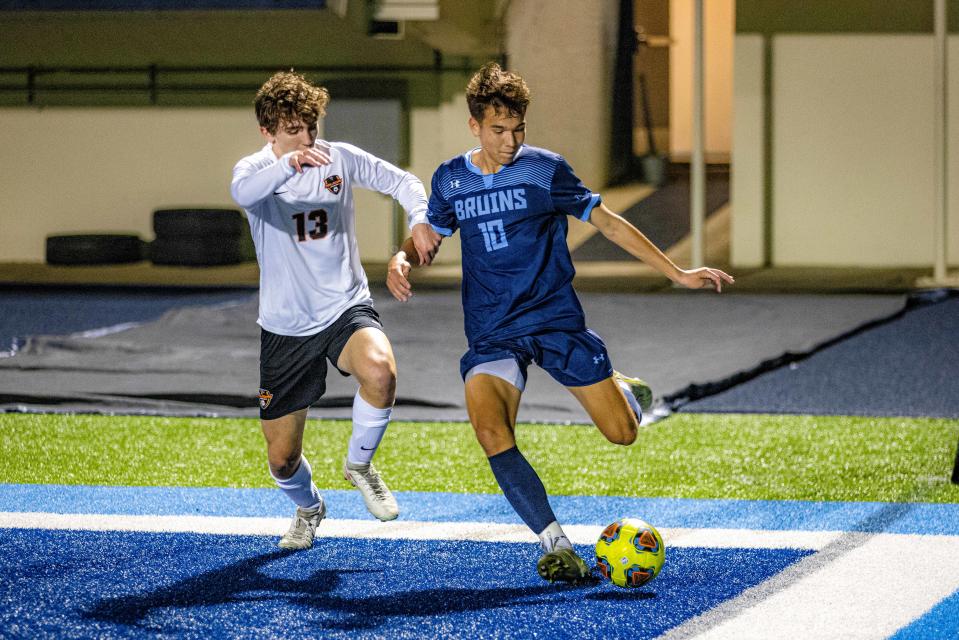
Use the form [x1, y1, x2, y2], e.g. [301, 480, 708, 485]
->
[153, 208, 246, 238]
[149, 236, 246, 266]
[46, 234, 145, 265]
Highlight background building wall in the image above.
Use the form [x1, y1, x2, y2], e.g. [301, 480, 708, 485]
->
[732, 1, 959, 268]
[730, 33, 764, 268]
[0, 5, 476, 263]
[504, 0, 619, 189]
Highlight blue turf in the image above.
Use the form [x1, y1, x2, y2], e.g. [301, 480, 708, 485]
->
[0, 286, 255, 353]
[0, 528, 810, 639]
[889, 588, 959, 639]
[4, 484, 959, 536]
[684, 295, 959, 418]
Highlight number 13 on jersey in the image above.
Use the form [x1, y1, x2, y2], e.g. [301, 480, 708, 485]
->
[293, 209, 329, 242]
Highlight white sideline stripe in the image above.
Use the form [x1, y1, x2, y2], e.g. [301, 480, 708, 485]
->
[0, 511, 844, 550]
[683, 534, 959, 640]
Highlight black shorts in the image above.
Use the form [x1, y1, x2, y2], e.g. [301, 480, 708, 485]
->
[257, 303, 383, 420]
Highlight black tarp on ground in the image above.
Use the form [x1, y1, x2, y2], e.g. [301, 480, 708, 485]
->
[683, 291, 959, 418]
[0, 286, 255, 354]
[0, 290, 907, 423]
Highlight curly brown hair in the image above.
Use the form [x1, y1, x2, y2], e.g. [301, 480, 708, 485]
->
[254, 70, 330, 134]
[465, 62, 530, 122]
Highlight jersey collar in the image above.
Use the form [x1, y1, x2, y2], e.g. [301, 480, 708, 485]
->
[463, 145, 526, 175]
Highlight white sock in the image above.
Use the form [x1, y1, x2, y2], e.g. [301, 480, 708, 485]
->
[347, 390, 393, 465]
[617, 379, 643, 420]
[538, 521, 573, 553]
[270, 456, 322, 510]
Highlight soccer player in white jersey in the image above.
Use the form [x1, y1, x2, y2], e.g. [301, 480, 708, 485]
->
[387, 63, 734, 582]
[231, 71, 439, 551]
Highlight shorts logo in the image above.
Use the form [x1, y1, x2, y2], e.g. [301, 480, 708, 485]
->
[324, 175, 342, 195]
[257, 388, 274, 410]
[593, 354, 606, 364]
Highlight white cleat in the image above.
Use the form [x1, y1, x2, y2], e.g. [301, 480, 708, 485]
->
[343, 459, 399, 521]
[278, 500, 326, 551]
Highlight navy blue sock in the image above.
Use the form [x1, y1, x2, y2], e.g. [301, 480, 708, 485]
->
[487, 446, 556, 535]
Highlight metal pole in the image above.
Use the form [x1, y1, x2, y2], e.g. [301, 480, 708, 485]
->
[691, 0, 706, 268]
[933, 0, 948, 281]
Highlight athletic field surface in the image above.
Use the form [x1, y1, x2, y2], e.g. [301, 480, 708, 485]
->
[1, 287, 958, 638]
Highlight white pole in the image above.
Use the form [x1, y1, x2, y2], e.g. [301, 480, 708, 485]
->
[933, 0, 948, 281]
[691, 0, 706, 268]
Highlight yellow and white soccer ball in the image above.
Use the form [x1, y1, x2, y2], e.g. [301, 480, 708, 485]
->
[595, 517, 665, 588]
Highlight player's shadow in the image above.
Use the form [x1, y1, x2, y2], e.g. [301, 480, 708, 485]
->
[82, 549, 584, 632]
[586, 591, 657, 602]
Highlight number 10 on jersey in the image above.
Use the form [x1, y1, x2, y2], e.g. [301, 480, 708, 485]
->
[478, 219, 508, 252]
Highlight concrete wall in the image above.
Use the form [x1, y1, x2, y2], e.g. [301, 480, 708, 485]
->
[0, 6, 434, 69]
[0, 3, 481, 264]
[732, 1, 959, 268]
[730, 33, 765, 267]
[732, 32, 959, 268]
[0, 108, 257, 262]
[0, 96, 475, 263]
[504, 0, 619, 188]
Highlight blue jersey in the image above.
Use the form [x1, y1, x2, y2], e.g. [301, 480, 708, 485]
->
[428, 145, 601, 346]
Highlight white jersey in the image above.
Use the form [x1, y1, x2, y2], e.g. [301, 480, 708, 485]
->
[231, 140, 428, 336]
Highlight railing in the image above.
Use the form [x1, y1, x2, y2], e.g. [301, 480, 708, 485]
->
[0, 57, 483, 105]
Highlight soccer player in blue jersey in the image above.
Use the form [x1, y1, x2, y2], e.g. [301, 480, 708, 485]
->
[387, 62, 734, 582]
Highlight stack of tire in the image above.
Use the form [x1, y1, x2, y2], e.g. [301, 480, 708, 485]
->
[45, 233, 145, 265]
[150, 208, 254, 267]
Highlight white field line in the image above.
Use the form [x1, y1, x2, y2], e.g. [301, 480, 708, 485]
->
[0, 511, 852, 550]
[670, 533, 959, 640]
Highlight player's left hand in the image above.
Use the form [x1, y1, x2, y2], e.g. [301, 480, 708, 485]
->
[411, 223, 442, 266]
[387, 252, 414, 302]
[677, 267, 735, 292]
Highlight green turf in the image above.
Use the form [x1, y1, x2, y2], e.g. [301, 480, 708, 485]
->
[1, 413, 957, 503]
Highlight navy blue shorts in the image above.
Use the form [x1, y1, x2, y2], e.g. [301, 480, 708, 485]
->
[460, 328, 613, 388]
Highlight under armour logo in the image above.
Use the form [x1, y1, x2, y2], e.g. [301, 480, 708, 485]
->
[593, 354, 606, 364]
[450, 179, 460, 189]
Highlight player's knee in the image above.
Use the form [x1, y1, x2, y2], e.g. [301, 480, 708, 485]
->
[359, 355, 396, 405]
[269, 454, 302, 479]
[603, 419, 637, 446]
[471, 421, 513, 454]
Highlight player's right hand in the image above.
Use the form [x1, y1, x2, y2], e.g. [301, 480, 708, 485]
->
[387, 252, 414, 302]
[411, 223, 442, 266]
[288, 146, 331, 173]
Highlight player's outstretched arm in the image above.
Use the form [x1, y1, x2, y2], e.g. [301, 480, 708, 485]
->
[589, 203, 735, 292]
[387, 231, 442, 302]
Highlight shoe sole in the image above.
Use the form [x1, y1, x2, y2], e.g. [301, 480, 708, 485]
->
[278, 539, 313, 551]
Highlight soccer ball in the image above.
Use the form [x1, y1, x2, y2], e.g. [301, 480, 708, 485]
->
[595, 517, 665, 588]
